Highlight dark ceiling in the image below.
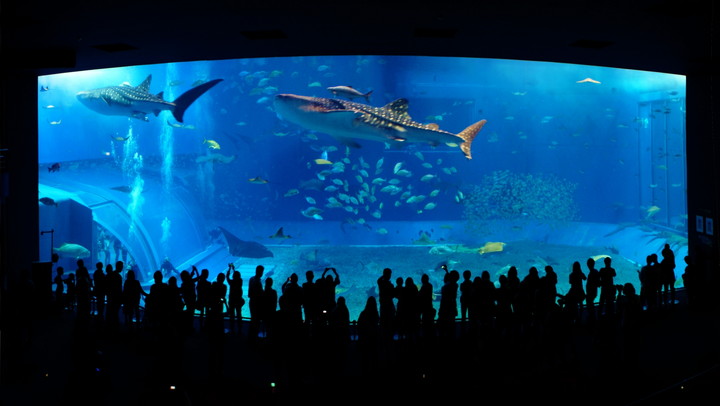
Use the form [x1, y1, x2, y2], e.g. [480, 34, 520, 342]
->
[1, 1, 716, 76]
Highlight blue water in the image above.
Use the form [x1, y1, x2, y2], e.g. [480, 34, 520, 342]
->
[37, 56, 688, 319]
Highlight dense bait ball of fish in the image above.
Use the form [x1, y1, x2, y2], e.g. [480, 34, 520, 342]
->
[462, 170, 579, 233]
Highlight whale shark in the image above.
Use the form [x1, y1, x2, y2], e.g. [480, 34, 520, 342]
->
[274, 93, 487, 159]
[77, 75, 222, 122]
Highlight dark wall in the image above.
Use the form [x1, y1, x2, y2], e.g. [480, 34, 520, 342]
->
[686, 74, 720, 307]
[1, 71, 40, 290]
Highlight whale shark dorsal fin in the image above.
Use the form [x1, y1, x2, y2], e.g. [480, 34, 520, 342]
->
[137, 75, 152, 92]
[382, 98, 412, 120]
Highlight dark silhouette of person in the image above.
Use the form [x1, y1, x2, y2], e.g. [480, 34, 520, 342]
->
[195, 268, 212, 327]
[540, 265, 558, 311]
[206, 273, 227, 335]
[377, 267, 396, 339]
[115, 260, 125, 280]
[105, 263, 123, 328]
[398, 277, 420, 341]
[472, 270, 497, 333]
[585, 258, 600, 321]
[393, 276, 406, 338]
[329, 296, 351, 349]
[302, 270, 319, 327]
[146, 270, 169, 333]
[122, 269, 147, 328]
[54, 266, 65, 311]
[319, 267, 340, 314]
[280, 272, 304, 331]
[92, 262, 107, 321]
[598, 257, 617, 316]
[179, 268, 199, 333]
[516, 266, 540, 329]
[566, 261, 587, 324]
[167, 276, 185, 332]
[418, 273, 436, 339]
[248, 265, 265, 340]
[495, 274, 513, 335]
[64, 273, 76, 311]
[75, 260, 92, 321]
[459, 269, 473, 325]
[638, 254, 658, 312]
[660, 244, 676, 307]
[506, 266, 521, 326]
[226, 264, 245, 333]
[357, 295, 380, 373]
[262, 277, 277, 339]
[437, 267, 459, 340]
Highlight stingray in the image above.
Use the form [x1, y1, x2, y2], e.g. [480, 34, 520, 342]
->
[218, 226, 274, 259]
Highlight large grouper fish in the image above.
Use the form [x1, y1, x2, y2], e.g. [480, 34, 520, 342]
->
[77, 75, 223, 122]
[274, 94, 487, 159]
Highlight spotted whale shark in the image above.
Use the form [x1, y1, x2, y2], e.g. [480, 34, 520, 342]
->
[76, 75, 222, 122]
[274, 93, 487, 159]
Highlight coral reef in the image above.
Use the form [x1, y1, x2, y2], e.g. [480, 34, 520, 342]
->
[463, 170, 579, 232]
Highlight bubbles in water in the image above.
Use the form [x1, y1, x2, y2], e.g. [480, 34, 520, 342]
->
[161, 216, 172, 254]
[127, 152, 145, 235]
[161, 121, 174, 191]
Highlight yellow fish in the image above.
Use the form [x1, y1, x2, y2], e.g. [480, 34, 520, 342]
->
[576, 77, 601, 84]
[646, 205, 661, 218]
[314, 158, 333, 165]
[478, 242, 506, 255]
[203, 138, 221, 150]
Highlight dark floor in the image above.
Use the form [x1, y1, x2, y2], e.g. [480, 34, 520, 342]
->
[2, 290, 719, 406]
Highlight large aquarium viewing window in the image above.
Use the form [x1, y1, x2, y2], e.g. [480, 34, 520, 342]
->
[38, 56, 687, 319]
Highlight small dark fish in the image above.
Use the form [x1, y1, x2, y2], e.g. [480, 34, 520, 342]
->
[39, 197, 58, 206]
[48, 163, 61, 172]
[111, 185, 132, 193]
[269, 227, 291, 239]
[40, 85, 50, 92]
[248, 176, 269, 184]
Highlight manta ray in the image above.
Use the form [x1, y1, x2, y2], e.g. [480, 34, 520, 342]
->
[77, 75, 222, 122]
[217, 226, 274, 259]
[273, 93, 487, 159]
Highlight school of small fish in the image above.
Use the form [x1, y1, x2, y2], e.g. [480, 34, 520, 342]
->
[283, 146, 467, 233]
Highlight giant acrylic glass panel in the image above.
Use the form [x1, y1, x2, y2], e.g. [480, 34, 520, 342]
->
[38, 56, 687, 319]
